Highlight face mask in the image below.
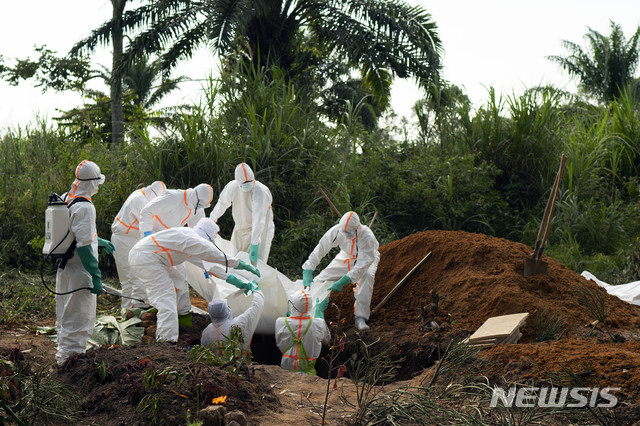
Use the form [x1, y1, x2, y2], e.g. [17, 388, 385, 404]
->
[89, 180, 101, 196]
[240, 181, 254, 192]
[341, 230, 356, 240]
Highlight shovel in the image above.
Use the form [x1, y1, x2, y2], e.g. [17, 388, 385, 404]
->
[524, 154, 567, 276]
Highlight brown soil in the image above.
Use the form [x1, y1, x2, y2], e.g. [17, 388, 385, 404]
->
[5, 230, 640, 425]
[327, 230, 640, 398]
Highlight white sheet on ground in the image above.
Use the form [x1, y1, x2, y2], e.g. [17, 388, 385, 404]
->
[581, 270, 640, 306]
[185, 237, 333, 334]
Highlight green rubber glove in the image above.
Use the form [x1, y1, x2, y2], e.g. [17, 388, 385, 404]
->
[314, 297, 329, 319]
[302, 269, 313, 288]
[97, 237, 115, 254]
[246, 280, 260, 295]
[77, 245, 102, 295]
[249, 243, 259, 264]
[329, 275, 351, 292]
[237, 259, 261, 277]
[226, 274, 257, 294]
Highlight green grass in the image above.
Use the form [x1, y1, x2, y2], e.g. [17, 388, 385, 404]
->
[0, 268, 122, 327]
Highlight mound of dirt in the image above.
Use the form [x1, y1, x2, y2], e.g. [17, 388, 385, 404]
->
[326, 230, 640, 382]
[483, 339, 640, 401]
[56, 342, 280, 425]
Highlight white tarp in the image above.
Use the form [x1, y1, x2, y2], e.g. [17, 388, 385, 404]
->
[185, 236, 333, 335]
[581, 270, 640, 306]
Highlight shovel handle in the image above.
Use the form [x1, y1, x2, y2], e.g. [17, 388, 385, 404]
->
[372, 251, 432, 316]
[534, 154, 567, 252]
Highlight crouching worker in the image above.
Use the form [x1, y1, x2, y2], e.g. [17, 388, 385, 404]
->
[200, 284, 264, 351]
[128, 218, 260, 343]
[274, 290, 330, 375]
[302, 211, 379, 331]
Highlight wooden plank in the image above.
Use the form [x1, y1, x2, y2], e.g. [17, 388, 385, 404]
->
[471, 328, 523, 345]
[468, 313, 529, 342]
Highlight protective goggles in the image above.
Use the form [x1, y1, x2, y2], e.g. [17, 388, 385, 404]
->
[78, 174, 105, 184]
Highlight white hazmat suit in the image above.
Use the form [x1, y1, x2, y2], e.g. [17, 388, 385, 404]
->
[128, 218, 256, 342]
[111, 181, 166, 310]
[209, 163, 274, 264]
[139, 184, 214, 236]
[137, 183, 214, 315]
[201, 290, 265, 351]
[55, 160, 105, 365]
[302, 211, 380, 331]
[275, 289, 330, 374]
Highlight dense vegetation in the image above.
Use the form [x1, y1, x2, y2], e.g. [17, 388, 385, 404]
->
[2, 10, 640, 286]
[2, 65, 640, 285]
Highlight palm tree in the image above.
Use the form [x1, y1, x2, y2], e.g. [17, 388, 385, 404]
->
[70, 0, 442, 123]
[121, 55, 187, 109]
[547, 21, 640, 104]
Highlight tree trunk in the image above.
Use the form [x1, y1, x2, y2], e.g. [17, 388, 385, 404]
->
[110, 0, 126, 143]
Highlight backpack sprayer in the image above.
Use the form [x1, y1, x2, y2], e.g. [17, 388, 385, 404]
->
[40, 193, 90, 295]
[40, 192, 144, 302]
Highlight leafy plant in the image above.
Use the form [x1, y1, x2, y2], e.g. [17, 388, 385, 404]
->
[533, 307, 566, 342]
[189, 326, 252, 378]
[93, 361, 113, 383]
[343, 336, 403, 423]
[136, 394, 161, 425]
[0, 351, 81, 424]
[318, 301, 348, 425]
[576, 285, 609, 324]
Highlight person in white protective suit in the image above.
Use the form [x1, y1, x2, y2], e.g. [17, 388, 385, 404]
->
[139, 183, 214, 237]
[128, 218, 260, 343]
[209, 163, 274, 265]
[274, 290, 330, 374]
[137, 182, 214, 310]
[111, 181, 166, 311]
[302, 211, 380, 331]
[56, 160, 114, 366]
[200, 287, 265, 351]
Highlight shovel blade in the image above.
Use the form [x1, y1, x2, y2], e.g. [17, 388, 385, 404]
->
[524, 256, 548, 276]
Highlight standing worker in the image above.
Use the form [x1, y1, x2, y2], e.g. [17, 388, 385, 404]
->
[209, 163, 274, 265]
[55, 160, 114, 365]
[128, 218, 260, 343]
[274, 290, 330, 374]
[302, 211, 379, 331]
[111, 181, 166, 311]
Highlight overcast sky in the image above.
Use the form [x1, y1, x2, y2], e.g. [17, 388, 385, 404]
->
[1, 1, 639, 131]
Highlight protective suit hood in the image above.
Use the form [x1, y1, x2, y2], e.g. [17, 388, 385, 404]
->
[339, 211, 361, 238]
[289, 290, 313, 317]
[193, 218, 219, 242]
[69, 160, 104, 198]
[208, 299, 233, 321]
[235, 163, 255, 184]
[145, 181, 166, 201]
[194, 183, 214, 209]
